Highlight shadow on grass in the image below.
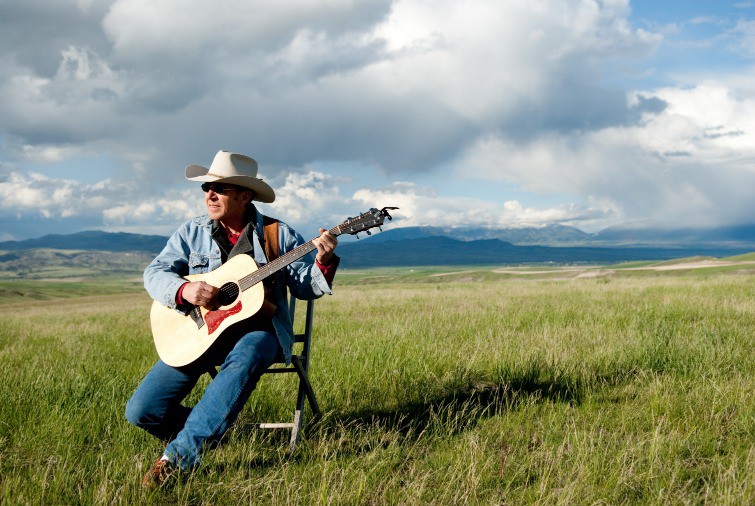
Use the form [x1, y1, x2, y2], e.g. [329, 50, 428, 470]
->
[187, 340, 691, 473]
[192, 348, 703, 484]
[221, 373, 583, 470]
[227, 361, 588, 466]
[322, 366, 586, 444]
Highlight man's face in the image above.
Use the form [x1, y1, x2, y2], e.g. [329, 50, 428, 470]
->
[202, 183, 252, 222]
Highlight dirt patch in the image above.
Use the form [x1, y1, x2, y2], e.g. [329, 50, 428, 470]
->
[492, 260, 755, 278]
[492, 268, 586, 275]
[626, 260, 755, 271]
[429, 270, 477, 277]
[35, 277, 89, 282]
[575, 270, 614, 278]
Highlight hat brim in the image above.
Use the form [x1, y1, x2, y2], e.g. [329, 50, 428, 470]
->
[185, 165, 276, 203]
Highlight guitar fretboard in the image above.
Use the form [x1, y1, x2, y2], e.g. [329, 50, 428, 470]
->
[238, 224, 342, 291]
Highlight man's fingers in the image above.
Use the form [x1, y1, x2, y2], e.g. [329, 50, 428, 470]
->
[184, 281, 219, 307]
[199, 284, 218, 306]
[315, 229, 337, 250]
[314, 228, 338, 265]
[200, 283, 219, 296]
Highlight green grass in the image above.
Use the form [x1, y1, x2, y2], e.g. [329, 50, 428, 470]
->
[0, 270, 753, 504]
[0, 248, 155, 280]
[723, 252, 755, 261]
[0, 277, 144, 302]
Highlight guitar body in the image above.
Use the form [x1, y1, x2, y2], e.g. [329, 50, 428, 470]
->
[151, 254, 265, 367]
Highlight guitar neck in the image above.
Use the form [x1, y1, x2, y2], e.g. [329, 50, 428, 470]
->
[238, 225, 342, 291]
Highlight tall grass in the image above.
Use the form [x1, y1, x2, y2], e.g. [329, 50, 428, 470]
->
[0, 273, 753, 504]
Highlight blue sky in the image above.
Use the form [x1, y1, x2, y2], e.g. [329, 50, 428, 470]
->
[1, 0, 755, 241]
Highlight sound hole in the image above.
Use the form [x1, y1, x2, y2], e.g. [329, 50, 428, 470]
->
[216, 282, 240, 306]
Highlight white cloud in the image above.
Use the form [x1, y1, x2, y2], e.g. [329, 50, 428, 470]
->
[369, 0, 658, 126]
[102, 189, 205, 227]
[0, 169, 206, 235]
[352, 181, 609, 230]
[454, 81, 755, 226]
[262, 170, 348, 230]
[734, 19, 755, 56]
[0, 171, 115, 218]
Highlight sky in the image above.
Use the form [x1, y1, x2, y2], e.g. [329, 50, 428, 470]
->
[1, 0, 755, 241]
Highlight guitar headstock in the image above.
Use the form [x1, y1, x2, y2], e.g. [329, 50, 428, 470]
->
[337, 207, 398, 237]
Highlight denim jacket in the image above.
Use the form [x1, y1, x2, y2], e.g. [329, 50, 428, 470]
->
[144, 205, 332, 365]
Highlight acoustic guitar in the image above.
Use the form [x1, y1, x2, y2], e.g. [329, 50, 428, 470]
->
[151, 207, 397, 367]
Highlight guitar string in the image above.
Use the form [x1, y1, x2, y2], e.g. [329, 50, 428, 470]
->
[238, 224, 342, 292]
[191, 212, 382, 327]
[225, 210, 382, 294]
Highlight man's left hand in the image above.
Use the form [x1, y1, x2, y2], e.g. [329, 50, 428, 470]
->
[313, 228, 338, 265]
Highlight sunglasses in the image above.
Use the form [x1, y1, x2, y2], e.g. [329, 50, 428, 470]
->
[201, 183, 238, 194]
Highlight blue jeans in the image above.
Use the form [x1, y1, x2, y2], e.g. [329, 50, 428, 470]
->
[126, 329, 280, 469]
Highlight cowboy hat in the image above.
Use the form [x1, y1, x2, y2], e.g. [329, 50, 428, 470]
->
[185, 150, 276, 203]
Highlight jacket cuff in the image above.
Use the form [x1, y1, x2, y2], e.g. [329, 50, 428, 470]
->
[159, 277, 189, 310]
[315, 254, 340, 284]
[176, 282, 189, 306]
[310, 262, 333, 295]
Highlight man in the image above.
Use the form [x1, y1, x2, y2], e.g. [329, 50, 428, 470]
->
[126, 150, 338, 489]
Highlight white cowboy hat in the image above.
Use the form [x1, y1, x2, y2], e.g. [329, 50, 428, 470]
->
[185, 150, 276, 203]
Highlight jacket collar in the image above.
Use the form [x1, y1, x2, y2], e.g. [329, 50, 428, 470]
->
[210, 205, 270, 265]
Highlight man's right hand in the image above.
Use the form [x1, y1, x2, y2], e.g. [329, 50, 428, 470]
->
[181, 281, 219, 309]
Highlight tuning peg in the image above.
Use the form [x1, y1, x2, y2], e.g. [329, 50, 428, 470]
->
[380, 207, 396, 220]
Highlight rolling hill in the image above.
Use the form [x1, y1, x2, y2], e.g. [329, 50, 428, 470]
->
[335, 236, 753, 268]
[1, 228, 754, 276]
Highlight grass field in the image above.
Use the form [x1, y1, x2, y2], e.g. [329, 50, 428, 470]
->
[0, 265, 753, 504]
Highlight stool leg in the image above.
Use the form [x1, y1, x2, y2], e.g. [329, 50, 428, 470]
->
[289, 409, 301, 452]
[292, 355, 321, 421]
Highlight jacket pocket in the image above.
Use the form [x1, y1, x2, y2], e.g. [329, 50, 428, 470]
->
[189, 252, 210, 273]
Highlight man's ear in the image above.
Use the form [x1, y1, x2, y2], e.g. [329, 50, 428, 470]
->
[240, 190, 254, 205]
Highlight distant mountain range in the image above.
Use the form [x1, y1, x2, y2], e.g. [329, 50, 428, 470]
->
[594, 223, 755, 246]
[359, 223, 755, 247]
[335, 223, 755, 267]
[0, 230, 168, 253]
[1, 225, 753, 271]
[337, 237, 752, 268]
[3, 223, 753, 253]
[356, 224, 592, 245]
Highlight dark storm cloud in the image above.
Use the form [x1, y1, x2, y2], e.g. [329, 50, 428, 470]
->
[0, 0, 650, 173]
[0, 0, 113, 77]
